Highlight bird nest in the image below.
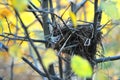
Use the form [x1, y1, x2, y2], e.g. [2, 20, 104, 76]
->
[51, 23, 102, 63]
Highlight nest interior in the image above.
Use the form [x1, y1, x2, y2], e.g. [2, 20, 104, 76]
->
[52, 23, 102, 63]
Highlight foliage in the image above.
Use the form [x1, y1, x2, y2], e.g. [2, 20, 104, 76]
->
[0, 0, 120, 80]
[100, 0, 120, 20]
[69, 11, 77, 28]
[71, 55, 92, 78]
[42, 48, 57, 69]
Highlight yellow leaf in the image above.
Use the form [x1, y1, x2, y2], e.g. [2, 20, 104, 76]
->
[42, 48, 57, 69]
[31, 0, 41, 7]
[71, 55, 92, 78]
[9, 44, 23, 58]
[0, 7, 12, 19]
[59, 9, 70, 20]
[69, 11, 77, 28]
[11, 0, 28, 12]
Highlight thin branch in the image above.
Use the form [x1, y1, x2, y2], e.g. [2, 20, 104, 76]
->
[57, 33, 72, 55]
[95, 55, 120, 63]
[10, 58, 14, 80]
[0, 34, 46, 43]
[58, 56, 63, 78]
[103, 24, 118, 37]
[28, 5, 43, 27]
[49, 0, 55, 23]
[25, 9, 70, 29]
[74, 0, 87, 13]
[22, 57, 63, 80]
[61, 3, 71, 18]
[15, 10, 51, 80]
[22, 57, 46, 77]
[5, 17, 12, 33]
[93, 0, 98, 37]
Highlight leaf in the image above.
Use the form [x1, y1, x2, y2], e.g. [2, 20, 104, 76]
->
[0, 7, 12, 19]
[9, 44, 23, 58]
[11, 0, 28, 12]
[42, 48, 57, 69]
[71, 55, 92, 78]
[100, 0, 120, 20]
[0, 21, 3, 34]
[69, 11, 77, 28]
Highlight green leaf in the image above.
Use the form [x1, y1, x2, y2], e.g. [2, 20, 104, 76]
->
[100, 0, 120, 20]
[69, 11, 77, 28]
[71, 55, 92, 78]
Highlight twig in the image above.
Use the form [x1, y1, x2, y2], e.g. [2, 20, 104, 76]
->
[49, 0, 55, 23]
[26, 9, 70, 29]
[74, 0, 87, 13]
[103, 24, 118, 37]
[5, 17, 12, 33]
[57, 33, 72, 55]
[41, 0, 51, 48]
[58, 56, 63, 78]
[22, 57, 46, 77]
[10, 58, 14, 80]
[0, 34, 46, 43]
[97, 20, 111, 31]
[93, 0, 98, 37]
[22, 57, 63, 80]
[61, 3, 71, 18]
[15, 10, 51, 80]
[95, 55, 120, 63]
[28, 5, 43, 27]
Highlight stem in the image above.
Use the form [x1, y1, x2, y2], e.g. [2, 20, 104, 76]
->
[15, 10, 51, 80]
[95, 55, 120, 63]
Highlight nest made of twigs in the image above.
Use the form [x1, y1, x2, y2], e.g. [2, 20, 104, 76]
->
[52, 22, 102, 62]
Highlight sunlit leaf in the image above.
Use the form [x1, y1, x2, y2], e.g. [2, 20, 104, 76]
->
[71, 55, 92, 77]
[69, 11, 77, 28]
[42, 48, 57, 69]
[11, 0, 29, 12]
[9, 44, 23, 58]
[100, 0, 120, 20]
[59, 9, 70, 20]
[0, 7, 12, 19]
[31, 0, 41, 7]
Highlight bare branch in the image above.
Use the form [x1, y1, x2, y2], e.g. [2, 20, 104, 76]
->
[95, 55, 120, 63]
[15, 9, 51, 80]
[93, 0, 98, 37]
[22, 57, 63, 80]
[10, 58, 14, 80]
[74, 0, 87, 13]
[0, 34, 46, 43]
